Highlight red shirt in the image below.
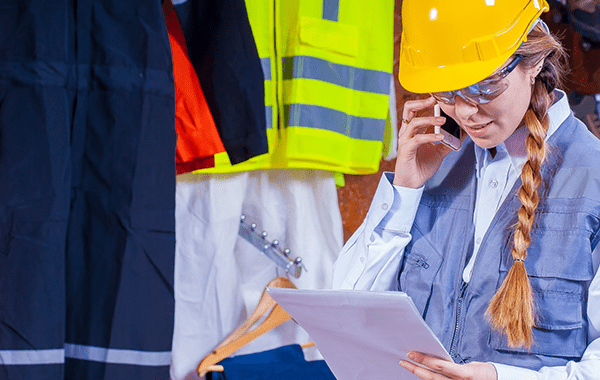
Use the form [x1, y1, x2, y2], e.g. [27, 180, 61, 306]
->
[163, 0, 225, 174]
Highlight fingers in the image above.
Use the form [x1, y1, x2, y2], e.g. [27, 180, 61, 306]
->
[399, 359, 451, 380]
[394, 96, 453, 189]
[400, 352, 498, 380]
[397, 116, 445, 157]
[399, 96, 445, 141]
[409, 131, 445, 147]
[408, 352, 453, 375]
[399, 116, 446, 138]
[402, 96, 437, 125]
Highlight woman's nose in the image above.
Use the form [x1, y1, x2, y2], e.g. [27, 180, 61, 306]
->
[453, 95, 479, 120]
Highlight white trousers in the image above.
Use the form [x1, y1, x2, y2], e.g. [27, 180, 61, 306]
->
[170, 169, 343, 380]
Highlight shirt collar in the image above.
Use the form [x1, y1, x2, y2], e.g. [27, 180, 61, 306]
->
[474, 89, 570, 174]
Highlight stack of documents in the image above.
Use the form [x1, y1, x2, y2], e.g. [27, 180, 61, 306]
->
[267, 288, 451, 380]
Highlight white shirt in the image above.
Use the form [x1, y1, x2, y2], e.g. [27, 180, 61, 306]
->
[332, 91, 600, 379]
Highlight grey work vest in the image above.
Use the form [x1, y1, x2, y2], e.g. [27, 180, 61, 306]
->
[399, 114, 600, 369]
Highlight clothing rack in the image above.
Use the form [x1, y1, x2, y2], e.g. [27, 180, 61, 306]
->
[238, 215, 304, 278]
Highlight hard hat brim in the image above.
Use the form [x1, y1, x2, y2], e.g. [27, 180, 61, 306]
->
[398, 49, 514, 94]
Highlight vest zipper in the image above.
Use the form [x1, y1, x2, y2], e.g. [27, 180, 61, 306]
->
[449, 280, 468, 361]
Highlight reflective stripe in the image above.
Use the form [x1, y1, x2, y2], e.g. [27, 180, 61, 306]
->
[64, 344, 171, 366]
[260, 57, 271, 81]
[285, 104, 385, 141]
[322, 0, 340, 21]
[265, 105, 273, 129]
[282, 56, 391, 95]
[0, 349, 64, 365]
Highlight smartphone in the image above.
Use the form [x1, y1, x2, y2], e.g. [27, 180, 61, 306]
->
[434, 104, 462, 151]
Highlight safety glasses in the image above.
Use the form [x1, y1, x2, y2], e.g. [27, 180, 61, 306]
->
[431, 55, 523, 105]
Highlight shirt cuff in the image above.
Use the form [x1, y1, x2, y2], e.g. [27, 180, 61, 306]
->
[378, 172, 423, 233]
[491, 362, 540, 380]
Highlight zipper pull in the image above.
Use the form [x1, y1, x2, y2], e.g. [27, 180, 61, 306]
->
[417, 257, 430, 269]
[410, 254, 430, 269]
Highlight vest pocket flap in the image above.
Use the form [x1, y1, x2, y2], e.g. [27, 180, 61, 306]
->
[299, 17, 358, 58]
[499, 199, 598, 281]
[500, 229, 594, 282]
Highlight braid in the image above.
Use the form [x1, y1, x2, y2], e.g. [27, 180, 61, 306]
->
[484, 22, 565, 348]
[486, 84, 550, 348]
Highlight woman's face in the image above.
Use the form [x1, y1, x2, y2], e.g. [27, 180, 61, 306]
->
[439, 64, 538, 149]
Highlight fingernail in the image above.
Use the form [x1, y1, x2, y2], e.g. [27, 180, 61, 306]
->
[435, 134, 444, 139]
[407, 352, 415, 360]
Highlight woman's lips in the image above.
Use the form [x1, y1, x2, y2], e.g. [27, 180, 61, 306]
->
[463, 121, 492, 136]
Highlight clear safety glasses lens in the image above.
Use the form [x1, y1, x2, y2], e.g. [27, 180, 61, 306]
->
[430, 54, 522, 105]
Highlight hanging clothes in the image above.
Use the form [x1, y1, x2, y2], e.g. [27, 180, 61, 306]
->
[163, 0, 226, 174]
[174, 0, 268, 165]
[171, 169, 343, 380]
[197, 0, 395, 174]
[0, 1, 176, 379]
[205, 344, 336, 380]
[169, 2, 394, 379]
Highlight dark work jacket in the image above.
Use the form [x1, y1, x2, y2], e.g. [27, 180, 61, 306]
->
[400, 114, 600, 369]
[0, 1, 175, 379]
[206, 344, 336, 380]
[174, 0, 268, 165]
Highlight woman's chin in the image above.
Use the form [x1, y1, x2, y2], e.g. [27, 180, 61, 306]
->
[471, 137, 499, 150]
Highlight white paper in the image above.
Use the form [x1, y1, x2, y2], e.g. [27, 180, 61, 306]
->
[267, 288, 451, 380]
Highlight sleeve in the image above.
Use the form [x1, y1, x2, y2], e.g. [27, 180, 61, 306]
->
[491, 241, 600, 380]
[332, 172, 423, 291]
[492, 338, 600, 380]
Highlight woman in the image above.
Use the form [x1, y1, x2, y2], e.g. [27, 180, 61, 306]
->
[332, 1, 600, 379]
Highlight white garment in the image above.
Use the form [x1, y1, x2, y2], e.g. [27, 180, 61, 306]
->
[171, 169, 342, 380]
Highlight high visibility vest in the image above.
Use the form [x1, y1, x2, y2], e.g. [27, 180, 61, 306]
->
[200, 0, 394, 174]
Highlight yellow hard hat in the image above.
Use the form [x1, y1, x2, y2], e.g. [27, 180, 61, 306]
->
[399, 0, 549, 93]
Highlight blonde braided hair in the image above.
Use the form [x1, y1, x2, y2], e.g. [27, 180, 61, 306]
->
[485, 23, 567, 349]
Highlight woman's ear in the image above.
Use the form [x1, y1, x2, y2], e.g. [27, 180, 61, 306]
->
[529, 61, 544, 85]
[535, 63, 544, 76]
[533, 58, 545, 77]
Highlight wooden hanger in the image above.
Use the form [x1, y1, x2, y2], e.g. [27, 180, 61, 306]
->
[214, 277, 296, 351]
[197, 276, 297, 376]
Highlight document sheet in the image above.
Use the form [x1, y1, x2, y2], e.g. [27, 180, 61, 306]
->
[267, 288, 451, 380]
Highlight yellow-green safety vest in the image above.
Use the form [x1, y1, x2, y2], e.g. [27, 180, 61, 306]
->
[199, 0, 394, 175]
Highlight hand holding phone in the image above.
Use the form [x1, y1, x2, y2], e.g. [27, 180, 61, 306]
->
[433, 104, 462, 151]
[394, 97, 456, 188]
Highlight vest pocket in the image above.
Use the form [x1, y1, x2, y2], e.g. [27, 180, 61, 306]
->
[298, 17, 358, 58]
[488, 277, 588, 358]
[489, 225, 593, 358]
